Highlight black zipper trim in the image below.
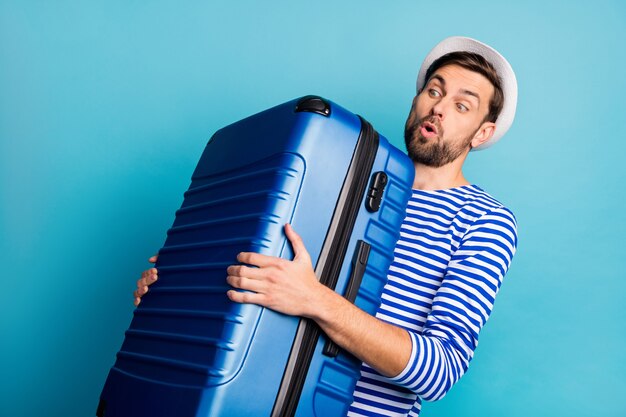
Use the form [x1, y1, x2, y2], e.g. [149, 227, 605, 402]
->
[271, 116, 379, 417]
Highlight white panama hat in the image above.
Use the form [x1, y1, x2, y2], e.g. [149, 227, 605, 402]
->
[416, 36, 518, 151]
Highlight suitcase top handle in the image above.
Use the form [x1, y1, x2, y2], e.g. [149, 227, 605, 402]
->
[294, 95, 331, 117]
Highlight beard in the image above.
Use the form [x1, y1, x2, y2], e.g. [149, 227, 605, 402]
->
[404, 115, 475, 168]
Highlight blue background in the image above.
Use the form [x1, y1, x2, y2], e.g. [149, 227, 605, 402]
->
[1, 1, 625, 416]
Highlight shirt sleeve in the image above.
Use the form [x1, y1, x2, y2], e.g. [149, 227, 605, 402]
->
[388, 206, 518, 401]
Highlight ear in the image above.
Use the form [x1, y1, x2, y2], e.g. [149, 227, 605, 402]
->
[470, 122, 496, 149]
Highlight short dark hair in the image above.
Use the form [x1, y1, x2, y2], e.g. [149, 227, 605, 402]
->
[424, 51, 504, 123]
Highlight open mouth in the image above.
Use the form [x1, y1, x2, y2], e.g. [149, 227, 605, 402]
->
[420, 121, 438, 138]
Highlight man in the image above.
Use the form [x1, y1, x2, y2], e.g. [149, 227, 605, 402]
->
[134, 36, 519, 416]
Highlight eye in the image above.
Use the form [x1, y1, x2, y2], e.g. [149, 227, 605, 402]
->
[428, 88, 441, 98]
[456, 103, 469, 113]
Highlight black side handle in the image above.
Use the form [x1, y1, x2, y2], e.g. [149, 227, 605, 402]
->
[323, 240, 371, 357]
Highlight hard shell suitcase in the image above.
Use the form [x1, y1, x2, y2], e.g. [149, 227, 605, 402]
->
[97, 95, 415, 417]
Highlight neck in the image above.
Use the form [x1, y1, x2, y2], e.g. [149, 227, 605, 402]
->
[411, 154, 470, 191]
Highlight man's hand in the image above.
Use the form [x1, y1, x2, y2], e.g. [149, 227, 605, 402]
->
[226, 223, 329, 318]
[226, 223, 411, 377]
[134, 255, 158, 306]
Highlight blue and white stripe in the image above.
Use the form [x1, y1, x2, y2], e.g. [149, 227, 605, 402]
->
[348, 185, 518, 416]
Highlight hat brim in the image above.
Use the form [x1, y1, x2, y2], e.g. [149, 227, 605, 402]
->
[416, 36, 518, 151]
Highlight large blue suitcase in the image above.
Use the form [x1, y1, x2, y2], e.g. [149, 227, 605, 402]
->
[97, 96, 414, 417]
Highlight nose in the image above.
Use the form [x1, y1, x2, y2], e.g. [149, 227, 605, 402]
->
[430, 99, 445, 121]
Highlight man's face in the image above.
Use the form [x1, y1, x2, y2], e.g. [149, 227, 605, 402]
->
[404, 64, 496, 167]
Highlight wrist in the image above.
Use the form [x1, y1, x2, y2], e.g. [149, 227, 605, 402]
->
[302, 282, 343, 324]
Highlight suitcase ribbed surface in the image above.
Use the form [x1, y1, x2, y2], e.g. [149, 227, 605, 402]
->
[114, 153, 305, 388]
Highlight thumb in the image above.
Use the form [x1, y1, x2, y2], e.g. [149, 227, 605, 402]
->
[149, 254, 159, 263]
[285, 224, 311, 263]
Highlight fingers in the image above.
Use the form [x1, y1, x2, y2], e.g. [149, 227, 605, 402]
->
[226, 257, 279, 307]
[149, 254, 159, 263]
[134, 285, 149, 297]
[237, 251, 279, 268]
[226, 274, 267, 293]
[134, 267, 158, 306]
[133, 287, 144, 307]
[227, 289, 266, 305]
[226, 265, 267, 291]
[237, 224, 310, 266]
[137, 268, 158, 289]
[226, 264, 264, 280]
[284, 223, 311, 262]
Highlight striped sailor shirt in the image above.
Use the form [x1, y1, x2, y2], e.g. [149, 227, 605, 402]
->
[348, 184, 518, 417]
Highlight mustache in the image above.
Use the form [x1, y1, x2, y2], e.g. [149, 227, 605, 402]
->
[417, 115, 442, 133]
[405, 115, 443, 139]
